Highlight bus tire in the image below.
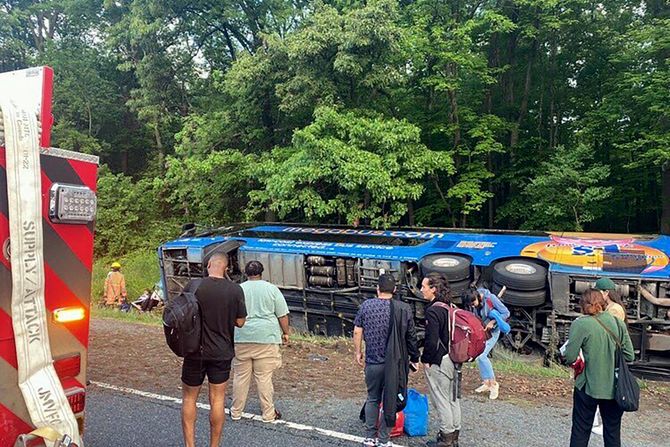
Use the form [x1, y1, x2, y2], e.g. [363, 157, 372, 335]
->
[420, 254, 471, 282]
[449, 278, 470, 296]
[495, 285, 547, 307]
[492, 259, 547, 291]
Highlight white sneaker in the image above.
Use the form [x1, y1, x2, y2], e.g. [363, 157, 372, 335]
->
[592, 424, 603, 436]
[230, 414, 241, 421]
[489, 382, 500, 400]
[376, 442, 393, 447]
[475, 383, 490, 393]
[362, 438, 377, 447]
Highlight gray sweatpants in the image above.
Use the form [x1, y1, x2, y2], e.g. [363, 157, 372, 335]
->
[364, 363, 391, 442]
[425, 355, 462, 435]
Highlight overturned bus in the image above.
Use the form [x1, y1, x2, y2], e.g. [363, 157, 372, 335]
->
[158, 224, 670, 379]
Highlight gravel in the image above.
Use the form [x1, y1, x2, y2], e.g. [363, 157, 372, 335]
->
[85, 385, 666, 447]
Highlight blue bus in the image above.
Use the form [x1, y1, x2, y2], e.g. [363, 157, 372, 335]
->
[158, 223, 670, 378]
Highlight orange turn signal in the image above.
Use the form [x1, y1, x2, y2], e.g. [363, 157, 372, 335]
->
[53, 307, 86, 323]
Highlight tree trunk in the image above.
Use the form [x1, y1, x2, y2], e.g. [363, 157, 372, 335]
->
[121, 150, 129, 174]
[511, 39, 536, 147]
[407, 200, 415, 226]
[153, 118, 165, 174]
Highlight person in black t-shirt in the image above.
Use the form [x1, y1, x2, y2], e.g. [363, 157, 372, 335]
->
[181, 253, 247, 447]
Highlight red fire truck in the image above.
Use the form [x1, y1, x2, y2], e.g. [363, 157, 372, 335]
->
[0, 67, 98, 446]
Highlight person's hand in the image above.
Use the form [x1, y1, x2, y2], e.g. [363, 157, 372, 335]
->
[355, 350, 364, 367]
[485, 320, 496, 331]
[282, 333, 290, 345]
[423, 363, 431, 370]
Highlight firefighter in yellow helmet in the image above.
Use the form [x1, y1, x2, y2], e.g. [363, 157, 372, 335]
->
[104, 261, 127, 308]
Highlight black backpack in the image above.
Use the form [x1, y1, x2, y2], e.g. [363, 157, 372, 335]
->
[594, 316, 640, 412]
[163, 279, 203, 357]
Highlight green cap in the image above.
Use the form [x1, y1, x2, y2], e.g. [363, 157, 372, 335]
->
[594, 277, 616, 291]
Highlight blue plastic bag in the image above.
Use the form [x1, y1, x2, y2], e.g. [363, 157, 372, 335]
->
[403, 388, 429, 436]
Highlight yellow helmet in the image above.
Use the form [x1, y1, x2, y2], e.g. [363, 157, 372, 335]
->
[111, 261, 121, 269]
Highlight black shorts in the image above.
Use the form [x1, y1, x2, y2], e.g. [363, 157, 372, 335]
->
[181, 357, 232, 386]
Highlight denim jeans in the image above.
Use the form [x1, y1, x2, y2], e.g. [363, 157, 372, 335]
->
[476, 329, 500, 381]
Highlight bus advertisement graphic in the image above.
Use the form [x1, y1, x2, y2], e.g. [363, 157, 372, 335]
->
[520, 235, 669, 274]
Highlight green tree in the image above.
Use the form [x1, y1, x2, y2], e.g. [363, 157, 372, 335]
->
[519, 144, 613, 231]
[248, 106, 454, 227]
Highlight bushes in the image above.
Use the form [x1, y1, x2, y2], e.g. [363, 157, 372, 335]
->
[95, 167, 180, 258]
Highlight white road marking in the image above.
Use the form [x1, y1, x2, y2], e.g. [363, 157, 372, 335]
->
[90, 381, 407, 446]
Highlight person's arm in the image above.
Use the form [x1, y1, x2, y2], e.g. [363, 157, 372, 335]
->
[273, 287, 291, 343]
[278, 315, 290, 344]
[490, 293, 510, 320]
[235, 288, 247, 328]
[421, 309, 440, 365]
[564, 319, 587, 365]
[120, 275, 127, 298]
[618, 319, 635, 362]
[353, 326, 364, 367]
[638, 285, 670, 306]
[405, 311, 420, 365]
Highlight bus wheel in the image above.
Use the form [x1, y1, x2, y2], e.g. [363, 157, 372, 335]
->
[492, 259, 547, 291]
[495, 285, 547, 307]
[420, 254, 471, 282]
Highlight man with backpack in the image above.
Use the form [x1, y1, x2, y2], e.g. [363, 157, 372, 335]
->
[180, 253, 247, 447]
[353, 273, 420, 447]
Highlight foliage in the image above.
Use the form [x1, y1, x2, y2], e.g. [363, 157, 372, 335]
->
[1, 0, 669, 259]
[517, 144, 613, 231]
[247, 106, 454, 226]
[95, 168, 180, 257]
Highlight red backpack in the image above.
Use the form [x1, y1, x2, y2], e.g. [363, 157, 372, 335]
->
[432, 301, 488, 363]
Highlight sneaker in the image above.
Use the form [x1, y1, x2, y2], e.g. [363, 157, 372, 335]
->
[230, 414, 242, 421]
[362, 438, 377, 447]
[376, 442, 393, 447]
[489, 382, 500, 400]
[475, 383, 490, 393]
[262, 409, 282, 423]
[591, 424, 603, 436]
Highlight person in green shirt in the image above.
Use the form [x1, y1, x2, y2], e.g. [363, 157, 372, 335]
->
[230, 261, 290, 422]
[565, 289, 634, 447]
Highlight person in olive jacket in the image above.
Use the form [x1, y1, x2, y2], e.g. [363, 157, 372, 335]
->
[565, 289, 634, 447]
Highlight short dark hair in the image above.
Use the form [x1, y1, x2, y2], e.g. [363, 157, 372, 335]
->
[209, 252, 229, 266]
[245, 260, 264, 277]
[378, 273, 396, 294]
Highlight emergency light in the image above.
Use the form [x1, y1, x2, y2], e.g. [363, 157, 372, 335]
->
[49, 183, 97, 224]
[53, 307, 86, 323]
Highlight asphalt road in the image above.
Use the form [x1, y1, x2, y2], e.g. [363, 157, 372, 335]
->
[83, 384, 664, 447]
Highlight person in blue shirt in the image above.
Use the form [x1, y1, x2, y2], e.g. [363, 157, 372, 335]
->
[462, 287, 510, 400]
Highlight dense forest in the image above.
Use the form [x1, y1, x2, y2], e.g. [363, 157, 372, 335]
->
[1, 0, 668, 257]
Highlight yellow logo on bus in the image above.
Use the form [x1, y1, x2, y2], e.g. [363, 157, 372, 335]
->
[520, 235, 669, 274]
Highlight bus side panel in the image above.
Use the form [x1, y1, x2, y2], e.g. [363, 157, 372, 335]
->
[0, 147, 97, 443]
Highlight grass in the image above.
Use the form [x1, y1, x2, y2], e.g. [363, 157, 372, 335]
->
[289, 332, 351, 347]
[466, 346, 570, 379]
[91, 305, 163, 326]
[92, 249, 162, 305]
